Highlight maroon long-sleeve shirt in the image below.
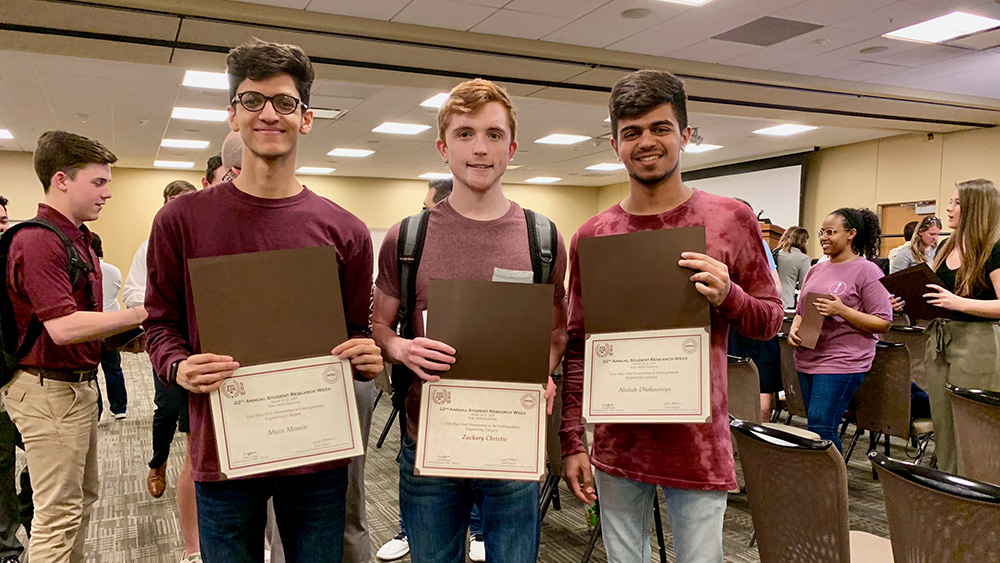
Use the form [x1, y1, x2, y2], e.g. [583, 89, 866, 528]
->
[144, 182, 373, 481]
[560, 189, 782, 491]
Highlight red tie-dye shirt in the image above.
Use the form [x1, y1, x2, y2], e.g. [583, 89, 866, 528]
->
[560, 189, 782, 490]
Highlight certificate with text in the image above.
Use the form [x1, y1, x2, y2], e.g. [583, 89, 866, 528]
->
[210, 356, 364, 478]
[415, 380, 546, 481]
[584, 327, 711, 424]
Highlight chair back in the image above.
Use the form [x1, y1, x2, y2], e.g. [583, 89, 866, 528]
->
[870, 451, 1000, 562]
[728, 356, 762, 425]
[948, 384, 1000, 485]
[777, 334, 807, 418]
[880, 325, 927, 389]
[854, 341, 912, 440]
[731, 418, 851, 563]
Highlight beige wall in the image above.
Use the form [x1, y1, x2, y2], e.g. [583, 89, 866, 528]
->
[802, 127, 1000, 256]
[0, 151, 599, 278]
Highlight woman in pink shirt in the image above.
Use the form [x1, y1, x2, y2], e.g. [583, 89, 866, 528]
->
[788, 207, 892, 451]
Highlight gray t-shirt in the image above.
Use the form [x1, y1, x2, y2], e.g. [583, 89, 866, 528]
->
[889, 244, 936, 274]
[776, 247, 811, 308]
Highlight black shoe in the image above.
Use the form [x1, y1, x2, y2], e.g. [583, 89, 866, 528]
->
[1, 555, 23, 563]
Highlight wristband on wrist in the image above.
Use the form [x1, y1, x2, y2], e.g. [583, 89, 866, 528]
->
[169, 359, 182, 385]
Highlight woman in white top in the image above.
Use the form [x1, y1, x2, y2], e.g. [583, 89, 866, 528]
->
[889, 215, 942, 274]
[775, 226, 811, 308]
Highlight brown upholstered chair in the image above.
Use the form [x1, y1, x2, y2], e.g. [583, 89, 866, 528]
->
[947, 384, 1000, 485]
[870, 451, 1000, 562]
[844, 341, 932, 465]
[880, 324, 928, 390]
[728, 356, 763, 425]
[730, 418, 892, 563]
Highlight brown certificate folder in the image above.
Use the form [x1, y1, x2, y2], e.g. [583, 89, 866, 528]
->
[578, 226, 710, 332]
[426, 279, 553, 384]
[797, 292, 830, 350]
[879, 263, 952, 322]
[188, 246, 348, 367]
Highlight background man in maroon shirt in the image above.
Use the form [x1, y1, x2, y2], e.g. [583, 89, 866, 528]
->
[559, 71, 782, 563]
[143, 39, 382, 563]
[2, 130, 147, 563]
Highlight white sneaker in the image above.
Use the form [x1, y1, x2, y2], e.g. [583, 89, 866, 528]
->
[114, 412, 127, 420]
[469, 534, 485, 562]
[180, 553, 202, 563]
[376, 532, 409, 561]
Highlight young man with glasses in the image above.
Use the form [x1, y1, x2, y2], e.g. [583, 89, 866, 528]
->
[559, 70, 782, 563]
[2, 130, 146, 562]
[144, 39, 382, 563]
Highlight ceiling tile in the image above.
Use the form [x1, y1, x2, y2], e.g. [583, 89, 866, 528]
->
[605, 29, 703, 56]
[774, 53, 858, 76]
[835, 1, 947, 35]
[305, 0, 411, 20]
[820, 61, 908, 81]
[578, 0, 690, 30]
[502, 0, 610, 19]
[773, 0, 896, 26]
[722, 47, 813, 70]
[706, 0, 806, 16]
[651, 6, 762, 38]
[873, 44, 968, 67]
[771, 26, 874, 54]
[244, 0, 311, 8]
[542, 20, 637, 48]
[391, 0, 498, 31]
[470, 10, 574, 40]
[667, 39, 762, 64]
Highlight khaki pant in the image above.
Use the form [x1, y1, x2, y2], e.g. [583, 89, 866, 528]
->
[1, 371, 99, 563]
[925, 319, 1000, 474]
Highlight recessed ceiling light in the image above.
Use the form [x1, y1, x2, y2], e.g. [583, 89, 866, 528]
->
[884, 11, 1000, 44]
[373, 122, 432, 135]
[182, 70, 229, 90]
[0, 129, 12, 140]
[171, 107, 229, 122]
[327, 148, 375, 157]
[586, 163, 626, 171]
[161, 139, 210, 149]
[753, 124, 817, 136]
[296, 167, 336, 175]
[154, 160, 195, 169]
[535, 134, 590, 145]
[525, 177, 561, 184]
[621, 8, 651, 19]
[420, 93, 450, 108]
[658, 0, 713, 5]
[419, 172, 453, 180]
[312, 108, 344, 120]
[859, 45, 889, 54]
[684, 144, 723, 153]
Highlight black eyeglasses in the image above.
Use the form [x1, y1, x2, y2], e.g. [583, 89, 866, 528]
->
[231, 91, 307, 115]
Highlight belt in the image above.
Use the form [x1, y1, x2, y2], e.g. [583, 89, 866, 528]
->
[19, 366, 98, 383]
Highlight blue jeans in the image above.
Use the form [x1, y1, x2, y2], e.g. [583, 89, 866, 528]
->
[195, 466, 348, 563]
[399, 503, 482, 537]
[100, 349, 127, 415]
[399, 437, 538, 563]
[595, 470, 727, 563]
[797, 371, 866, 452]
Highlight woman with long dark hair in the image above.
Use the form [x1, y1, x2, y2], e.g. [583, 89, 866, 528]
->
[889, 215, 942, 274]
[787, 208, 892, 451]
[922, 179, 1000, 473]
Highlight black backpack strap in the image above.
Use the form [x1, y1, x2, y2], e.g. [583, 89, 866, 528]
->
[391, 210, 431, 413]
[524, 208, 557, 284]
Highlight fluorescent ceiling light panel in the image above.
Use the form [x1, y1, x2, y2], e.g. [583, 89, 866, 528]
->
[684, 144, 723, 154]
[535, 134, 590, 145]
[171, 107, 229, 122]
[753, 124, 817, 136]
[182, 70, 229, 90]
[327, 148, 374, 157]
[586, 163, 626, 171]
[0, 129, 12, 140]
[659, 0, 713, 5]
[296, 167, 336, 175]
[884, 12, 1000, 44]
[418, 172, 453, 180]
[161, 139, 210, 149]
[154, 160, 194, 169]
[420, 93, 450, 108]
[525, 177, 561, 184]
[372, 122, 431, 135]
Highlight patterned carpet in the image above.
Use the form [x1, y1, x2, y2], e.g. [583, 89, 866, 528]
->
[10, 352, 911, 562]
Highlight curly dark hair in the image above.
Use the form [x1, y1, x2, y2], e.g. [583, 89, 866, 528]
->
[832, 207, 881, 260]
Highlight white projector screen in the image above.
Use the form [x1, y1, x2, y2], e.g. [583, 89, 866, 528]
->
[686, 165, 802, 229]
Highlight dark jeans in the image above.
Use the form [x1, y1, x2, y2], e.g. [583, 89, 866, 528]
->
[798, 371, 866, 452]
[399, 437, 539, 563]
[149, 368, 189, 469]
[195, 467, 348, 563]
[100, 348, 127, 415]
[0, 410, 32, 558]
[399, 500, 483, 537]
